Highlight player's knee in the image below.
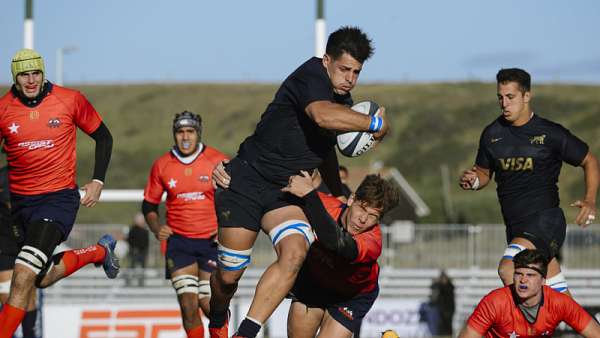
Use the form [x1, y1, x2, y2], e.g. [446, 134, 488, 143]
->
[277, 244, 307, 275]
[546, 272, 569, 293]
[213, 268, 242, 292]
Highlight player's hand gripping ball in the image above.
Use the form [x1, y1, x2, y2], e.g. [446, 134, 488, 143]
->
[337, 101, 381, 157]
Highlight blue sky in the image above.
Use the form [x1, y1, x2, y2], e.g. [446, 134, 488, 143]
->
[1, 0, 599, 84]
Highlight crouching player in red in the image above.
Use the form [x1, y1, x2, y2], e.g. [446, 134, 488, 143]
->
[0, 49, 118, 338]
[459, 249, 600, 338]
[143, 111, 228, 338]
[282, 172, 399, 338]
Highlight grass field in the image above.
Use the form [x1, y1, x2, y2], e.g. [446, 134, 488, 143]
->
[1, 82, 599, 225]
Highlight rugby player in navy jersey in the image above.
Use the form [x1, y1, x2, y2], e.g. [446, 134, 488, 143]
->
[208, 27, 388, 338]
[460, 68, 600, 296]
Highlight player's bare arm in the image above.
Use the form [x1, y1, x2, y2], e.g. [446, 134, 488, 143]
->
[459, 166, 491, 190]
[580, 317, 600, 338]
[457, 325, 483, 338]
[142, 201, 173, 241]
[305, 101, 389, 140]
[212, 159, 230, 189]
[571, 151, 599, 227]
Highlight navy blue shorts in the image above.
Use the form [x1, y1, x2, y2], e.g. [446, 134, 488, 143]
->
[165, 234, 218, 279]
[215, 157, 303, 232]
[290, 270, 379, 333]
[11, 188, 80, 241]
[506, 207, 566, 259]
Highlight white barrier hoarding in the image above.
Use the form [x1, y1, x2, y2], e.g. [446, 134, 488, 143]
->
[44, 298, 424, 338]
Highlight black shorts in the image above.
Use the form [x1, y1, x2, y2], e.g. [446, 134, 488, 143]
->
[165, 234, 218, 279]
[215, 157, 303, 232]
[11, 188, 80, 241]
[289, 268, 379, 333]
[506, 207, 566, 259]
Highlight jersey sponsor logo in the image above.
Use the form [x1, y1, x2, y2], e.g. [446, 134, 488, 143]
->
[29, 111, 39, 120]
[8, 122, 20, 134]
[498, 157, 533, 171]
[176, 191, 206, 201]
[491, 137, 503, 143]
[198, 175, 210, 182]
[530, 134, 546, 145]
[18, 139, 54, 150]
[47, 117, 61, 128]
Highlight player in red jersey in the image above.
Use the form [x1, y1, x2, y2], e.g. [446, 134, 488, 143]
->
[143, 111, 228, 338]
[282, 171, 399, 338]
[0, 49, 117, 338]
[459, 249, 600, 338]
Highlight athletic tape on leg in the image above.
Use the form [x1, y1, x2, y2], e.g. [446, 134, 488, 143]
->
[0, 279, 10, 294]
[268, 220, 315, 247]
[198, 280, 211, 299]
[545, 272, 568, 293]
[171, 274, 199, 295]
[16, 245, 48, 275]
[217, 244, 252, 271]
[502, 243, 527, 260]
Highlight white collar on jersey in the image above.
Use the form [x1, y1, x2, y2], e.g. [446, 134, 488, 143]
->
[171, 143, 204, 164]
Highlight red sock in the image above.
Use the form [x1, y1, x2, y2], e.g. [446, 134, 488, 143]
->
[0, 304, 26, 338]
[61, 244, 107, 277]
[186, 325, 205, 338]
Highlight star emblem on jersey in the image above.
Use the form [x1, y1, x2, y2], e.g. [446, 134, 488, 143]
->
[509, 331, 519, 338]
[8, 122, 20, 134]
[168, 178, 177, 188]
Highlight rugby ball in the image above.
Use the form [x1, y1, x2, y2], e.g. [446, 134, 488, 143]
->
[337, 101, 379, 157]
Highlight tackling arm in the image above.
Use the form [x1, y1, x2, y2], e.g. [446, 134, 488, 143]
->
[580, 317, 600, 338]
[457, 325, 483, 338]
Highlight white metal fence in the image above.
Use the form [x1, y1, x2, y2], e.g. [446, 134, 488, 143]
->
[67, 223, 600, 270]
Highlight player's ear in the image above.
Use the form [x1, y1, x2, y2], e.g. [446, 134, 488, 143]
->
[523, 90, 531, 104]
[322, 54, 331, 68]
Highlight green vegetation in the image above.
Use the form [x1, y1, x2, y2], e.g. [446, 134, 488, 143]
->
[2, 83, 598, 225]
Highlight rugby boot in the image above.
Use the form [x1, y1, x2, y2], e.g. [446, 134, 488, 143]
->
[96, 234, 120, 278]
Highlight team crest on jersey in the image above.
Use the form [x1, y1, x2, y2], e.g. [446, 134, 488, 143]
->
[198, 175, 210, 182]
[29, 111, 39, 120]
[529, 134, 546, 145]
[184, 168, 193, 176]
[47, 117, 61, 128]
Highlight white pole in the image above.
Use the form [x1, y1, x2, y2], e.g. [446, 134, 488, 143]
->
[24, 0, 34, 49]
[315, 0, 326, 57]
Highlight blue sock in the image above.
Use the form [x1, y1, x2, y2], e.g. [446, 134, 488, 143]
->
[22, 310, 38, 338]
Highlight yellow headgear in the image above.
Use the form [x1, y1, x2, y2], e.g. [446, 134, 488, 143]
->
[381, 330, 400, 338]
[11, 49, 45, 83]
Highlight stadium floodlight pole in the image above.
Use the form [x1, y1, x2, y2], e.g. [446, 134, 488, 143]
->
[56, 46, 78, 86]
[315, 0, 326, 57]
[24, 0, 34, 48]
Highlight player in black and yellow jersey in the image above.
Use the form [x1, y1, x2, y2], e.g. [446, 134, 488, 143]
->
[460, 68, 600, 296]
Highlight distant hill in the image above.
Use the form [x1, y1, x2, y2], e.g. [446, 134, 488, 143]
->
[1, 83, 599, 225]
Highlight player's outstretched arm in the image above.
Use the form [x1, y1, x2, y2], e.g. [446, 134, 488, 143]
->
[305, 101, 389, 140]
[459, 166, 491, 191]
[571, 152, 599, 227]
[457, 325, 483, 338]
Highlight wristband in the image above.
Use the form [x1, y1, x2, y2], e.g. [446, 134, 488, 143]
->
[92, 179, 104, 185]
[369, 116, 383, 133]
